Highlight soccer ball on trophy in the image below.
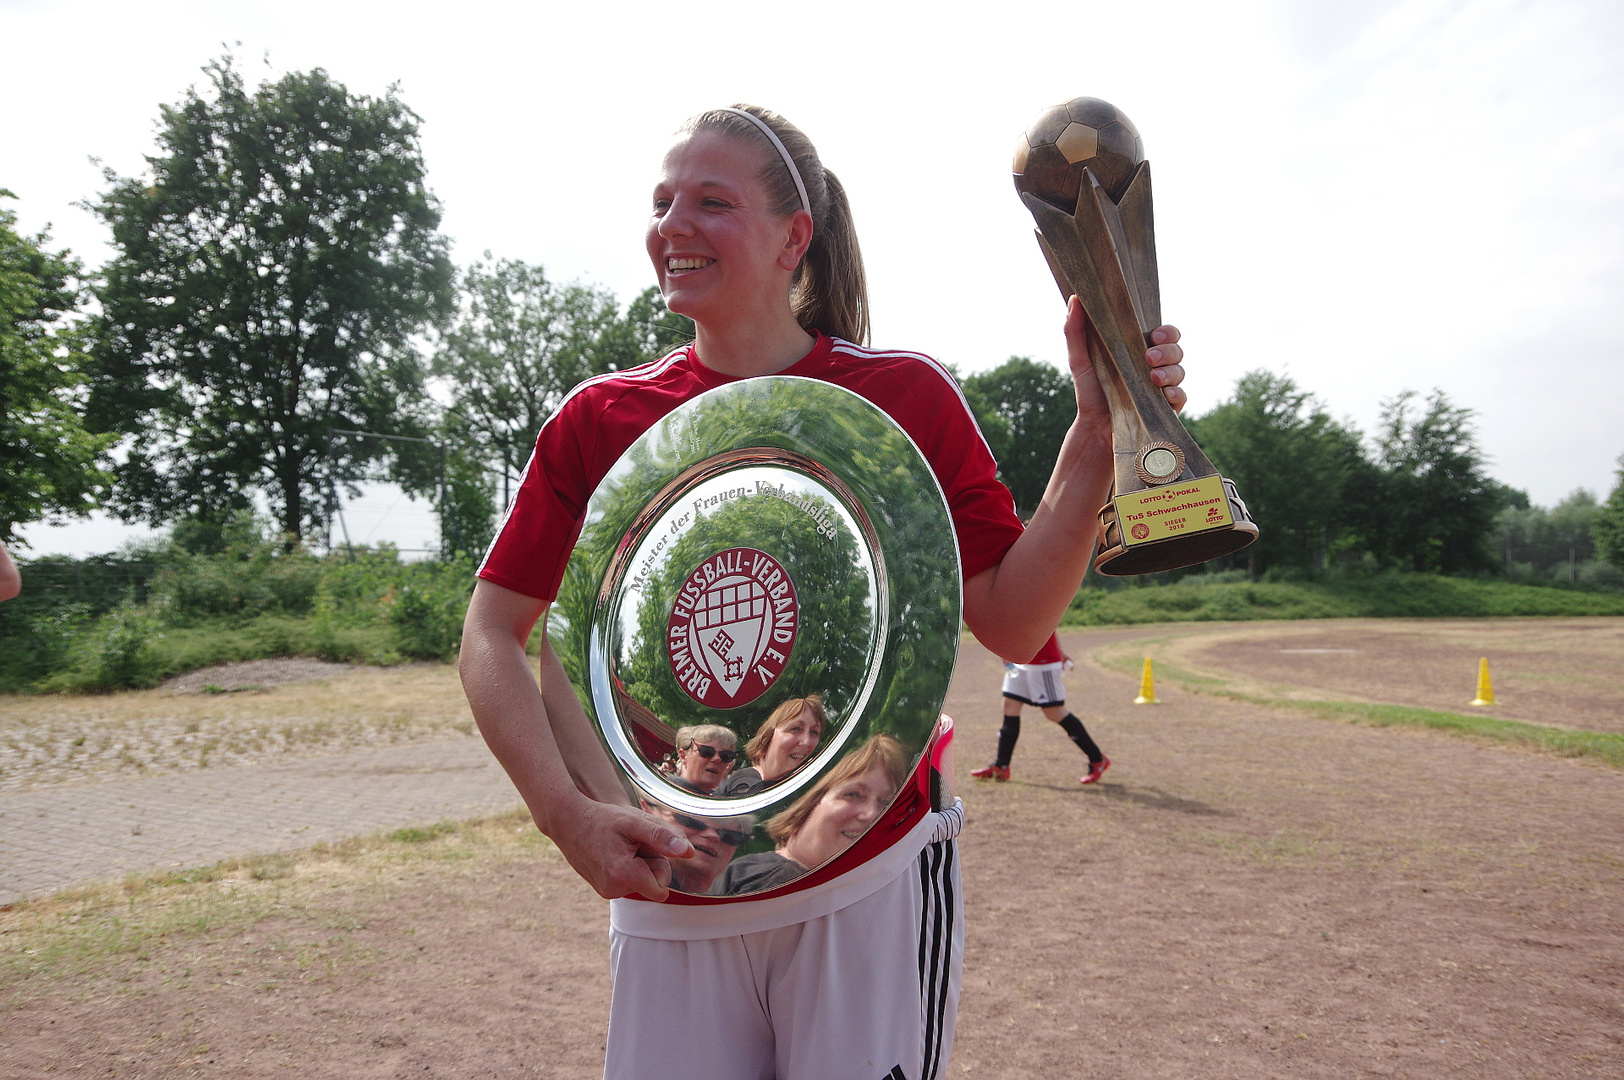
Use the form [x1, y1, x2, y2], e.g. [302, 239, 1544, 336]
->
[1012, 97, 1144, 210]
[1010, 95, 1260, 576]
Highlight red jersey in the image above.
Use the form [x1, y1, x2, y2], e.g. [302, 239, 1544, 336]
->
[1018, 634, 1065, 666]
[479, 332, 1024, 602]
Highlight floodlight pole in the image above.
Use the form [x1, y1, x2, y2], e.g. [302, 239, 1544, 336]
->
[324, 427, 337, 556]
[328, 427, 455, 560]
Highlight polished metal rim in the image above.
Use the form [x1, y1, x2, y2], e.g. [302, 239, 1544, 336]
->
[549, 375, 961, 886]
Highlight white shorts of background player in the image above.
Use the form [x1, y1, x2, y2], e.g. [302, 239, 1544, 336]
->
[1000, 660, 1067, 708]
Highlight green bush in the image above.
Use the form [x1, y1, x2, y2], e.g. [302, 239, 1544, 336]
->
[6, 536, 443, 693]
[0, 600, 88, 692]
[389, 558, 475, 660]
[149, 545, 323, 624]
[40, 603, 163, 693]
[12, 533, 1622, 695]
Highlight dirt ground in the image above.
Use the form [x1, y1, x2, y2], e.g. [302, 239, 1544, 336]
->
[3, 619, 1622, 1078]
[1173, 618, 1624, 734]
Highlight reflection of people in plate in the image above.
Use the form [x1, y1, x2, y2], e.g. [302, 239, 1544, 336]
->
[643, 802, 754, 894]
[719, 734, 906, 894]
[673, 724, 738, 793]
[720, 694, 827, 795]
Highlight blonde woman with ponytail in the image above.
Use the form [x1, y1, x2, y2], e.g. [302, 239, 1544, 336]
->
[460, 103, 1190, 1078]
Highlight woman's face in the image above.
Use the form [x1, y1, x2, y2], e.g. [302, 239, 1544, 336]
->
[646, 130, 802, 330]
[677, 740, 735, 792]
[664, 811, 742, 894]
[759, 706, 823, 782]
[784, 764, 895, 868]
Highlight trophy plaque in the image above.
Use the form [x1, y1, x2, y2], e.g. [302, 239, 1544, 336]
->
[1014, 97, 1258, 575]
[550, 377, 960, 900]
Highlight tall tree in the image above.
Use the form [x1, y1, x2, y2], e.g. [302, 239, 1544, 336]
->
[433, 256, 692, 497]
[1346, 389, 1506, 574]
[962, 356, 1076, 517]
[0, 192, 112, 543]
[1594, 454, 1624, 571]
[85, 56, 454, 541]
[1185, 371, 1363, 574]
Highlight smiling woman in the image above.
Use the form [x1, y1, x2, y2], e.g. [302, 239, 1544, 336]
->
[648, 105, 868, 367]
[719, 733, 908, 894]
[458, 100, 1189, 1080]
[719, 694, 828, 796]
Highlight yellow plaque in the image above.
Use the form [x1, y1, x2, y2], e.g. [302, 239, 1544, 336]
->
[1113, 475, 1234, 546]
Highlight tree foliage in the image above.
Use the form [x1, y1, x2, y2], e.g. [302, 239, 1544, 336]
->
[962, 356, 1075, 517]
[1492, 488, 1617, 585]
[0, 192, 112, 543]
[1344, 390, 1507, 574]
[1186, 371, 1362, 575]
[84, 56, 454, 541]
[432, 256, 692, 491]
[1594, 454, 1624, 571]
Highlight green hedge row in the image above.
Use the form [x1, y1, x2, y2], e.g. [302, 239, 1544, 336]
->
[1, 542, 481, 694]
[1065, 572, 1624, 626]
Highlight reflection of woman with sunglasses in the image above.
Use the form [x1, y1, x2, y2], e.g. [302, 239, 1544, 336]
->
[643, 802, 755, 895]
[671, 724, 738, 794]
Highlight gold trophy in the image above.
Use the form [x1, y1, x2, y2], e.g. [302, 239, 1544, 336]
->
[1014, 97, 1258, 575]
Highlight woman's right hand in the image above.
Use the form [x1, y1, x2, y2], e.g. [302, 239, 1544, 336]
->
[543, 797, 694, 902]
[460, 580, 694, 903]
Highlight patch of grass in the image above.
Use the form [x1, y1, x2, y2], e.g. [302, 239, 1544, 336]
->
[1295, 700, 1624, 768]
[0, 809, 540, 988]
[1065, 573, 1624, 627]
[387, 821, 457, 844]
[0, 663, 476, 792]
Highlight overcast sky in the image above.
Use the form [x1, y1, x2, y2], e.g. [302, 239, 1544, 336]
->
[5, 0, 1621, 555]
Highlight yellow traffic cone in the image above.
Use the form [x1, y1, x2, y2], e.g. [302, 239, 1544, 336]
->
[1470, 656, 1495, 706]
[1134, 657, 1160, 705]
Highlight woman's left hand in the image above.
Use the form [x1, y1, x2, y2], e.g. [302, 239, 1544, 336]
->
[1064, 296, 1186, 416]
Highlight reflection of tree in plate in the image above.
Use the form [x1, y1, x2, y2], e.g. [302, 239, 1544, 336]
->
[619, 489, 872, 748]
[551, 377, 960, 835]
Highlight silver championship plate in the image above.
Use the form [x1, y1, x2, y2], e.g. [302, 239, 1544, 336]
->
[550, 376, 961, 898]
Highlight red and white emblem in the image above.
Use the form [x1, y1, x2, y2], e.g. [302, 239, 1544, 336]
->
[667, 547, 799, 708]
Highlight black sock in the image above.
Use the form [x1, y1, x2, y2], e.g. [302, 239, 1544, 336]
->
[1058, 714, 1103, 763]
[994, 715, 1021, 767]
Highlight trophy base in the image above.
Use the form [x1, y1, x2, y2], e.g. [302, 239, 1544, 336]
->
[1093, 475, 1259, 576]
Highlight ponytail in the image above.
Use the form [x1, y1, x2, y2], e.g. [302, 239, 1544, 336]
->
[685, 105, 871, 345]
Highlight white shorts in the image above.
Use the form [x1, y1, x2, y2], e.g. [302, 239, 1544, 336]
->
[1001, 660, 1066, 707]
[604, 838, 964, 1080]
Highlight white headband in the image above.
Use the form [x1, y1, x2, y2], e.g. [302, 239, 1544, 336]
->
[718, 106, 812, 219]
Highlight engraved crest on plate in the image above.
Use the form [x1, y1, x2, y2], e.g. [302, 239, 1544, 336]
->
[666, 546, 800, 708]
